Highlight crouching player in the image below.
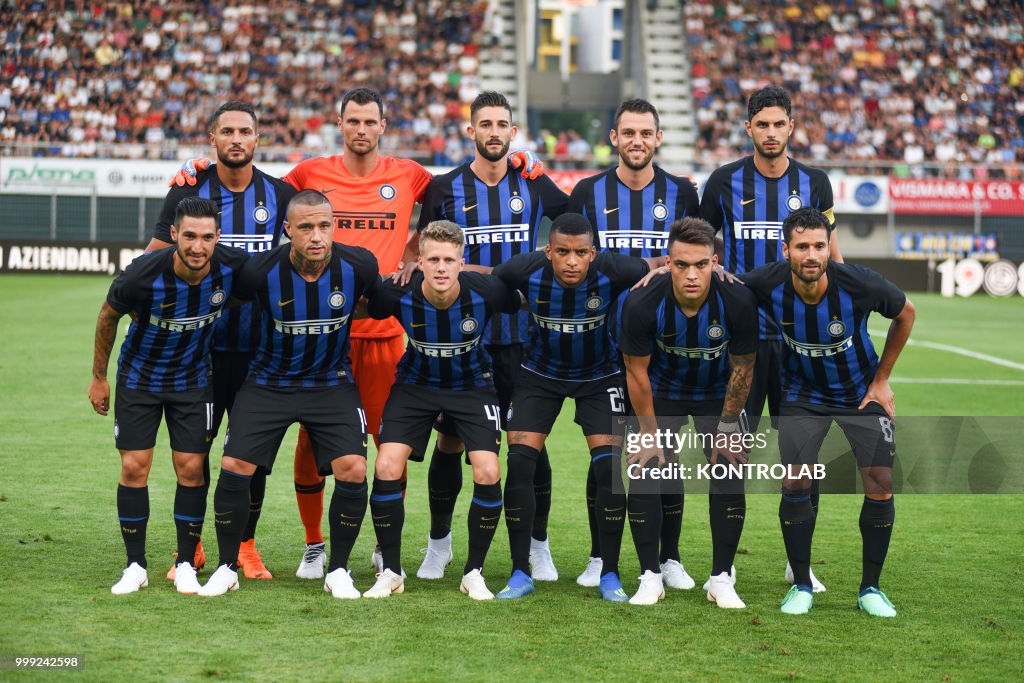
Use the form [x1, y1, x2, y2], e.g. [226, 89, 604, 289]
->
[363, 221, 523, 600]
[88, 197, 248, 595]
[199, 190, 380, 599]
[741, 207, 915, 617]
[620, 217, 757, 607]
[491, 213, 661, 601]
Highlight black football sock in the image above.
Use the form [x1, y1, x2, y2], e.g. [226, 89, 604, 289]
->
[591, 446, 625, 578]
[465, 482, 502, 574]
[531, 445, 553, 542]
[328, 479, 367, 572]
[213, 469, 251, 570]
[369, 478, 404, 573]
[709, 493, 746, 576]
[504, 444, 539, 574]
[586, 462, 599, 557]
[241, 468, 267, 543]
[117, 484, 149, 569]
[860, 496, 895, 591]
[427, 445, 463, 539]
[658, 492, 683, 564]
[628, 488, 662, 574]
[811, 478, 820, 516]
[779, 492, 815, 589]
[173, 483, 206, 567]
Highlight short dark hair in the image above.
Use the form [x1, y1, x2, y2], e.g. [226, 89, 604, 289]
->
[667, 217, 716, 252]
[782, 207, 833, 243]
[614, 98, 659, 131]
[549, 213, 594, 240]
[173, 197, 218, 228]
[470, 91, 512, 123]
[286, 189, 333, 220]
[340, 87, 384, 119]
[747, 85, 792, 120]
[209, 101, 257, 132]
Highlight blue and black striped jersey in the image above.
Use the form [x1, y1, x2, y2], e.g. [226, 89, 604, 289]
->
[700, 156, 834, 341]
[107, 244, 249, 392]
[619, 275, 758, 401]
[569, 165, 699, 259]
[417, 164, 568, 345]
[367, 271, 522, 390]
[155, 165, 296, 353]
[493, 250, 649, 381]
[235, 242, 379, 388]
[742, 260, 906, 409]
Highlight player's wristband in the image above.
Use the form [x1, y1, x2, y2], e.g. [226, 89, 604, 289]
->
[717, 419, 739, 434]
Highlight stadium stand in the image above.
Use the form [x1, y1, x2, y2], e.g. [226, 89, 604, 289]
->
[0, 0, 487, 163]
[685, 0, 1024, 177]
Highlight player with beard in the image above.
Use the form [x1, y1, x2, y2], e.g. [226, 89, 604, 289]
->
[89, 198, 248, 595]
[568, 98, 700, 590]
[699, 86, 840, 593]
[147, 102, 295, 582]
[413, 92, 568, 583]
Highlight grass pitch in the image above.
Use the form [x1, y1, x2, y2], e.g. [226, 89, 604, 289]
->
[1, 275, 1022, 681]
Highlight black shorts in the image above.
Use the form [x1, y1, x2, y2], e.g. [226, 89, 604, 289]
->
[507, 368, 626, 437]
[778, 401, 896, 470]
[435, 343, 521, 438]
[114, 385, 214, 453]
[650, 397, 725, 460]
[382, 384, 502, 455]
[211, 351, 253, 439]
[224, 381, 367, 475]
[744, 340, 782, 430]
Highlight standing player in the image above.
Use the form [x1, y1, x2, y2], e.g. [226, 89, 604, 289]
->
[88, 198, 247, 595]
[619, 218, 757, 607]
[699, 85, 840, 592]
[414, 91, 569, 582]
[175, 88, 544, 578]
[199, 190, 380, 599]
[741, 207, 915, 617]
[363, 221, 523, 600]
[569, 98, 700, 589]
[147, 101, 295, 581]
[491, 213, 660, 602]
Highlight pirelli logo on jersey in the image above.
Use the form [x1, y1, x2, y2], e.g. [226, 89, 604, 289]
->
[655, 339, 728, 360]
[599, 230, 669, 252]
[149, 310, 222, 331]
[274, 316, 350, 335]
[781, 332, 853, 358]
[333, 211, 396, 231]
[220, 234, 275, 253]
[409, 338, 481, 357]
[735, 221, 783, 241]
[461, 224, 530, 246]
[533, 313, 605, 334]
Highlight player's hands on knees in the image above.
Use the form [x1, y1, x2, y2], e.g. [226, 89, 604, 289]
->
[631, 265, 669, 291]
[714, 265, 743, 285]
[169, 158, 211, 187]
[88, 377, 110, 416]
[392, 261, 420, 286]
[859, 378, 895, 417]
[627, 441, 665, 470]
[507, 150, 545, 180]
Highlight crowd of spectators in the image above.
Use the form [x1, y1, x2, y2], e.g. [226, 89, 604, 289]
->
[686, 0, 1024, 177]
[0, 0, 490, 162]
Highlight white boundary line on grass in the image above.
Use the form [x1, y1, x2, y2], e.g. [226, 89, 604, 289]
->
[868, 328, 1024, 372]
[889, 377, 1024, 386]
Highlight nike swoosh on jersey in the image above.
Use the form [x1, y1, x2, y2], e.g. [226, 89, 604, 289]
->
[462, 203, 478, 212]
[603, 207, 619, 214]
[741, 198, 756, 205]
[322, 188, 337, 194]
[160, 301, 176, 308]
[534, 299, 551, 304]
[278, 299, 294, 307]
[779, 321, 795, 326]
[411, 322, 427, 328]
